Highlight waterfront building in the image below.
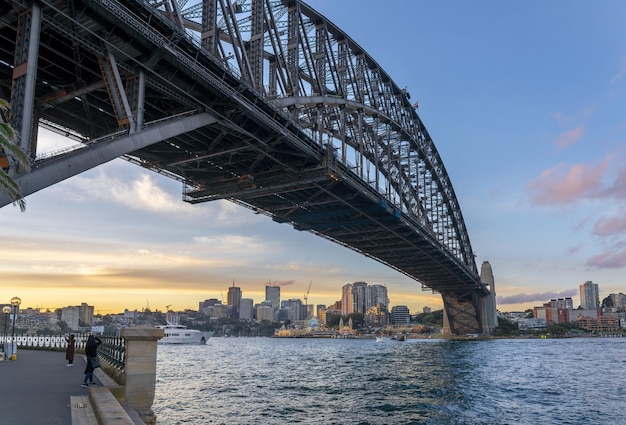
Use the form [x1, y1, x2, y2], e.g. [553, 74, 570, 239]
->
[239, 298, 254, 321]
[265, 285, 280, 310]
[423, 306, 432, 313]
[533, 302, 571, 325]
[316, 304, 326, 318]
[580, 281, 600, 310]
[577, 315, 620, 332]
[228, 283, 242, 318]
[391, 305, 410, 325]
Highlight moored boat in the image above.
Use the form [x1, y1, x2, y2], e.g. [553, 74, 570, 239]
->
[156, 323, 213, 344]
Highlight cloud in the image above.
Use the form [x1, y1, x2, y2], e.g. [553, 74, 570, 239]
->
[593, 212, 626, 237]
[586, 245, 626, 269]
[496, 289, 577, 305]
[603, 163, 626, 200]
[555, 125, 584, 149]
[527, 157, 611, 205]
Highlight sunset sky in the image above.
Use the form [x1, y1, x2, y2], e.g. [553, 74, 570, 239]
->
[2, 1, 626, 315]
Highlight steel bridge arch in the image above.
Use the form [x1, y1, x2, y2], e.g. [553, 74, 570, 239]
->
[0, 0, 493, 335]
[174, 0, 478, 275]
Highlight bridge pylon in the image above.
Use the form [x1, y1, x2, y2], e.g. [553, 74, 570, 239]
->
[441, 290, 489, 337]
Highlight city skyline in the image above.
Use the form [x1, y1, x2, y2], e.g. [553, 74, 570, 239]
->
[3, 1, 626, 314]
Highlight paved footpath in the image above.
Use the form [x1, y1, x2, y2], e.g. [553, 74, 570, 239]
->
[0, 349, 98, 425]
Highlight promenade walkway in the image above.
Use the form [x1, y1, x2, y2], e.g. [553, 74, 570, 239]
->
[0, 349, 98, 425]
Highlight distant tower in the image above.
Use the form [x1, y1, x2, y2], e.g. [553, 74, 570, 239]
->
[227, 281, 242, 318]
[480, 261, 497, 333]
[265, 285, 280, 310]
[579, 281, 599, 310]
[352, 281, 368, 314]
[341, 283, 353, 316]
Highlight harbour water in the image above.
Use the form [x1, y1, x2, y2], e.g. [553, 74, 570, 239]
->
[153, 337, 626, 424]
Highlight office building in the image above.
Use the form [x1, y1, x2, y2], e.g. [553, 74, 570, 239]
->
[228, 284, 242, 318]
[239, 298, 254, 321]
[265, 285, 280, 310]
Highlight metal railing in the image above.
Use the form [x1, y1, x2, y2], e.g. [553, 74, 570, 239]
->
[1, 334, 125, 374]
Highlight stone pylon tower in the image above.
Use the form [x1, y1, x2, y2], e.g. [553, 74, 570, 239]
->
[480, 261, 497, 333]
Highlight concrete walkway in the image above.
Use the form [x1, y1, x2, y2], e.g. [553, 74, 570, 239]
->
[0, 349, 98, 425]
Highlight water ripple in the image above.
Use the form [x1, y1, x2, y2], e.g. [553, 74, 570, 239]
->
[154, 337, 626, 424]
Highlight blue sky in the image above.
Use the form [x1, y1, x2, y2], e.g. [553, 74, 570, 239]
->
[2, 1, 626, 314]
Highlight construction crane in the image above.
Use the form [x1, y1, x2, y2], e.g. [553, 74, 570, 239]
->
[304, 281, 312, 317]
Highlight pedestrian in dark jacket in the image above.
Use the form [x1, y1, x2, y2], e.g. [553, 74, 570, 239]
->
[82, 335, 102, 387]
[65, 334, 76, 366]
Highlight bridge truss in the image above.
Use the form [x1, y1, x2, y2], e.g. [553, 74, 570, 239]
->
[0, 0, 492, 335]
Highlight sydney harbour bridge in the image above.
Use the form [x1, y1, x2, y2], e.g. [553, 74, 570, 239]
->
[0, 0, 496, 335]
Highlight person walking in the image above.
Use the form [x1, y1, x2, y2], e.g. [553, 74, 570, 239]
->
[65, 334, 76, 367]
[82, 335, 102, 387]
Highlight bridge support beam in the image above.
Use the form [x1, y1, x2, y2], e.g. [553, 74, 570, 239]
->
[0, 112, 218, 208]
[9, 1, 41, 162]
[441, 291, 488, 337]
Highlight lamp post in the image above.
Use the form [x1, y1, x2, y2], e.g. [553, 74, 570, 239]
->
[10, 297, 21, 360]
[2, 306, 10, 357]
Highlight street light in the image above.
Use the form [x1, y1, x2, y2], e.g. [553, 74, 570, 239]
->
[2, 306, 10, 357]
[10, 297, 21, 360]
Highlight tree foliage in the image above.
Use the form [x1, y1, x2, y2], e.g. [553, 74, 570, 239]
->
[0, 98, 30, 211]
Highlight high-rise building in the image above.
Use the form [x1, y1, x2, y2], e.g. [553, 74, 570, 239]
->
[369, 284, 389, 308]
[284, 298, 303, 321]
[343, 282, 389, 316]
[341, 283, 353, 316]
[580, 281, 599, 310]
[239, 298, 254, 321]
[228, 284, 242, 318]
[265, 285, 280, 310]
[79, 303, 94, 325]
[352, 282, 368, 314]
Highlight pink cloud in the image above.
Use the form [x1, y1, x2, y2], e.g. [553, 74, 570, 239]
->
[527, 158, 610, 205]
[603, 164, 626, 200]
[593, 212, 626, 236]
[586, 246, 626, 269]
[555, 125, 584, 149]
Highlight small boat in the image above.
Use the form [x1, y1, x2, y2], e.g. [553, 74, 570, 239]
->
[156, 323, 213, 345]
[375, 336, 388, 343]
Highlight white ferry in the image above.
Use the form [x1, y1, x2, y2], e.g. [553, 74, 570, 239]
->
[156, 323, 213, 344]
